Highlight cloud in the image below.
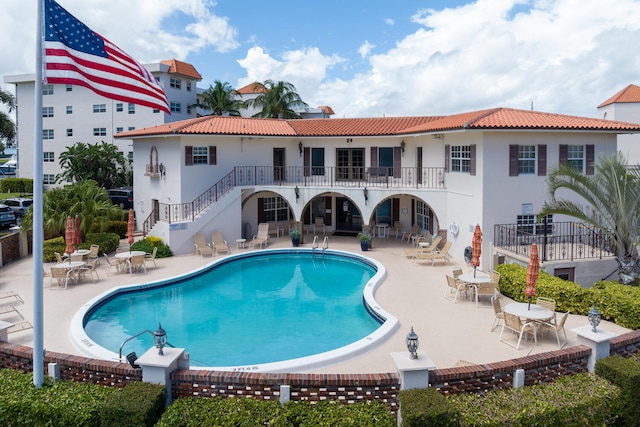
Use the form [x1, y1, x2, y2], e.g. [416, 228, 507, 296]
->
[358, 42, 375, 59]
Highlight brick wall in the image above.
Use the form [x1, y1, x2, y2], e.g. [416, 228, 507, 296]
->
[0, 231, 22, 265]
[610, 328, 640, 358]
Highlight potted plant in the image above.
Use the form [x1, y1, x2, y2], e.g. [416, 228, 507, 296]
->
[290, 228, 301, 247]
[360, 233, 371, 251]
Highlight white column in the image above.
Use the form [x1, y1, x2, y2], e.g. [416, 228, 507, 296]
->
[391, 351, 436, 390]
[136, 347, 189, 406]
[571, 325, 617, 372]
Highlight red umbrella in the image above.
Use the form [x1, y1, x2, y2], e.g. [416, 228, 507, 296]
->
[471, 224, 482, 277]
[74, 214, 82, 246]
[127, 209, 135, 250]
[525, 243, 540, 310]
[64, 216, 75, 261]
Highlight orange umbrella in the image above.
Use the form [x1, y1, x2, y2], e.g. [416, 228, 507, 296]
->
[74, 214, 82, 246]
[64, 216, 75, 261]
[525, 243, 540, 310]
[127, 209, 135, 250]
[471, 224, 482, 277]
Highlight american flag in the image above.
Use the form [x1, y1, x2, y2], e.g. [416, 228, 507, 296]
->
[44, 0, 170, 113]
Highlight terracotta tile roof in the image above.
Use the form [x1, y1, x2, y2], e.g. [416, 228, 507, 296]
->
[598, 84, 640, 108]
[236, 82, 268, 94]
[160, 59, 202, 80]
[116, 107, 640, 139]
[318, 106, 335, 115]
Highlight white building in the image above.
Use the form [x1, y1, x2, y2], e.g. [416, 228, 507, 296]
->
[118, 108, 640, 286]
[597, 84, 640, 164]
[3, 59, 202, 185]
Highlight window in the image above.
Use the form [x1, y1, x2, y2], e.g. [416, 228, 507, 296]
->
[115, 127, 123, 133]
[518, 145, 536, 174]
[43, 152, 55, 162]
[93, 128, 107, 136]
[116, 103, 123, 112]
[128, 103, 135, 114]
[378, 147, 394, 176]
[170, 78, 181, 89]
[128, 152, 133, 163]
[186, 81, 192, 92]
[93, 104, 107, 113]
[66, 129, 73, 137]
[415, 200, 431, 232]
[66, 105, 73, 114]
[153, 109, 160, 114]
[128, 126, 135, 131]
[42, 107, 54, 118]
[43, 129, 54, 140]
[192, 146, 209, 164]
[567, 145, 584, 171]
[43, 174, 55, 184]
[187, 105, 192, 115]
[262, 196, 289, 222]
[516, 214, 553, 235]
[311, 148, 325, 175]
[451, 146, 471, 172]
[185, 146, 216, 166]
[43, 84, 53, 95]
[66, 84, 72, 92]
[170, 102, 181, 113]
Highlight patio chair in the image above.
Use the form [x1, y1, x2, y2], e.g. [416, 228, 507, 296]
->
[536, 297, 556, 320]
[145, 247, 158, 268]
[78, 259, 99, 283]
[69, 253, 84, 262]
[54, 252, 68, 264]
[538, 311, 569, 348]
[490, 271, 501, 292]
[87, 244, 100, 264]
[401, 225, 420, 243]
[50, 266, 75, 289]
[128, 254, 147, 275]
[211, 231, 230, 255]
[444, 274, 469, 303]
[491, 296, 505, 332]
[314, 217, 326, 235]
[389, 221, 403, 239]
[415, 240, 453, 265]
[499, 312, 537, 350]
[474, 280, 497, 308]
[250, 223, 270, 248]
[103, 253, 126, 274]
[194, 233, 214, 257]
[404, 236, 442, 258]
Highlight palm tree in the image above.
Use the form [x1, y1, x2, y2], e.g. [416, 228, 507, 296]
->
[540, 152, 640, 284]
[245, 80, 308, 119]
[0, 87, 16, 149]
[195, 81, 244, 116]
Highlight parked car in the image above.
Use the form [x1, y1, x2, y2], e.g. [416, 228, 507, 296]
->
[2, 197, 33, 217]
[0, 204, 16, 227]
[107, 188, 134, 209]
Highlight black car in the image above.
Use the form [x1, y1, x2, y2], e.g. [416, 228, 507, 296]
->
[107, 188, 134, 209]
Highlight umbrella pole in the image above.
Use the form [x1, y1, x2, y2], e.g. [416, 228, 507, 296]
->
[473, 267, 476, 278]
[528, 297, 531, 310]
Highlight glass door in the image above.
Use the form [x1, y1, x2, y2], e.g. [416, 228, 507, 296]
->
[273, 148, 285, 181]
[336, 148, 364, 181]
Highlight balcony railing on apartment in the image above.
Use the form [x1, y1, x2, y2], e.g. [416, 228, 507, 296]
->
[494, 222, 616, 262]
[142, 165, 445, 232]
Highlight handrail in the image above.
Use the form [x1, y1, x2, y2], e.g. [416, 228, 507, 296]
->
[311, 235, 318, 250]
[118, 329, 174, 361]
[322, 236, 329, 251]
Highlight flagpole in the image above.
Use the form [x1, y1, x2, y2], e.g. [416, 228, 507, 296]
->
[32, 0, 45, 387]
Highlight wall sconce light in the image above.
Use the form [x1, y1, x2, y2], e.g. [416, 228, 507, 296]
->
[400, 140, 405, 153]
[158, 163, 166, 179]
[295, 185, 300, 202]
[406, 326, 419, 359]
[588, 305, 601, 332]
[154, 323, 167, 355]
[363, 187, 368, 204]
[298, 141, 303, 157]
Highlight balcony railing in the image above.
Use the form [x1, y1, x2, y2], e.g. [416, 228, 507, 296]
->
[493, 222, 616, 262]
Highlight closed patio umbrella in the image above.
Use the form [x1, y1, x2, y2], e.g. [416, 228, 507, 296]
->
[471, 224, 482, 277]
[525, 243, 540, 310]
[64, 216, 75, 261]
[127, 209, 135, 251]
[74, 214, 82, 246]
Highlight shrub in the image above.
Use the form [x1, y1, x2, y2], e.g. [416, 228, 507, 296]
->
[400, 387, 456, 426]
[131, 237, 173, 258]
[0, 178, 33, 193]
[99, 382, 166, 427]
[596, 355, 640, 426]
[282, 400, 396, 427]
[42, 232, 120, 262]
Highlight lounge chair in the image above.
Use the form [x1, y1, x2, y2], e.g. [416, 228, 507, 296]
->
[0, 291, 23, 304]
[145, 247, 158, 268]
[211, 231, 230, 254]
[404, 236, 442, 258]
[415, 240, 453, 265]
[250, 223, 270, 248]
[194, 233, 214, 257]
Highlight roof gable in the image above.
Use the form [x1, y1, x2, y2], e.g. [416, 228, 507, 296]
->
[598, 84, 640, 108]
[160, 59, 202, 81]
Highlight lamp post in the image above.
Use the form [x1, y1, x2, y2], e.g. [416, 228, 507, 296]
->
[154, 323, 167, 355]
[588, 306, 601, 332]
[405, 327, 419, 359]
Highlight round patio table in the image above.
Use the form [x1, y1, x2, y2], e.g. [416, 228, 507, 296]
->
[504, 302, 553, 321]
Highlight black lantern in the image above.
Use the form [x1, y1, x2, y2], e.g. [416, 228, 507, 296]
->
[588, 305, 601, 332]
[154, 323, 167, 355]
[298, 141, 303, 156]
[295, 185, 300, 201]
[405, 326, 419, 359]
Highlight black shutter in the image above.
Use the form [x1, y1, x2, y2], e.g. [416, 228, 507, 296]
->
[537, 145, 547, 176]
[469, 144, 476, 176]
[509, 145, 519, 176]
[185, 146, 193, 166]
[586, 145, 595, 175]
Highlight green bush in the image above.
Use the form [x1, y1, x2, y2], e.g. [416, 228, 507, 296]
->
[131, 236, 173, 258]
[596, 355, 640, 426]
[400, 387, 456, 426]
[282, 400, 396, 427]
[43, 232, 120, 262]
[0, 178, 33, 193]
[451, 373, 620, 426]
[99, 381, 166, 427]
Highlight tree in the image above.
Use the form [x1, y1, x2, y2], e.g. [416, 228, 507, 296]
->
[0, 87, 16, 150]
[21, 180, 124, 238]
[540, 152, 640, 284]
[56, 141, 130, 188]
[195, 81, 244, 116]
[245, 80, 308, 119]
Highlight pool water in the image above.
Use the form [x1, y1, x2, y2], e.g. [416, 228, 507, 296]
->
[83, 252, 381, 368]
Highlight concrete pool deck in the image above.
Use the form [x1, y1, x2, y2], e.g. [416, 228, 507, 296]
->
[0, 234, 630, 374]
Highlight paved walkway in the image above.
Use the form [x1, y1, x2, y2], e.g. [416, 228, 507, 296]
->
[0, 235, 630, 374]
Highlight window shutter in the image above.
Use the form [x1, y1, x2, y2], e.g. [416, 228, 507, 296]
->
[586, 145, 595, 175]
[324, 196, 332, 226]
[303, 147, 310, 177]
[209, 146, 217, 165]
[509, 145, 519, 176]
[257, 198, 264, 223]
[370, 147, 378, 168]
[469, 144, 476, 176]
[559, 145, 568, 165]
[444, 145, 450, 173]
[537, 144, 547, 176]
[185, 146, 193, 166]
[393, 146, 401, 178]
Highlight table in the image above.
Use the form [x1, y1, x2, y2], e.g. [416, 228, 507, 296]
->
[458, 273, 491, 285]
[376, 223, 389, 238]
[236, 238, 247, 249]
[54, 261, 86, 284]
[71, 249, 90, 261]
[114, 250, 147, 260]
[504, 302, 553, 321]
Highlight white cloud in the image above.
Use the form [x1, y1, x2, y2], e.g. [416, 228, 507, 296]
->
[358, 42, 375, 59]
[384, 18, 395, 26]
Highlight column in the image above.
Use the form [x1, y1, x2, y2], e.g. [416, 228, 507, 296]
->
[571, 325, 617, 372]
[135, 347, 190, 406]
[391, 351, 436, 390]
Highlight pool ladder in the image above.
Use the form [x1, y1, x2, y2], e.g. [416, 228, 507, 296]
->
[311, 235, 329, 253]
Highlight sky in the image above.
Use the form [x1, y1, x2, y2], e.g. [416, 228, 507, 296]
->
[1, 0, 640, 119]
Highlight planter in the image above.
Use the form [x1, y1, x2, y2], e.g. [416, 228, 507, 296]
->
[360, 240, 369, 251]
[291, 237, 300, 247]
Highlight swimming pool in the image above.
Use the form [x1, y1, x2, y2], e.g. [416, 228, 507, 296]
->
[71, 249, 398, 372]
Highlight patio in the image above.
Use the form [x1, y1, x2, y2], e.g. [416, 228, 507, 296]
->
[0, 234, 630, 374]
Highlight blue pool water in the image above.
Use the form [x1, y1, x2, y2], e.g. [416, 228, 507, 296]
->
[83, 251, 382, 368]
